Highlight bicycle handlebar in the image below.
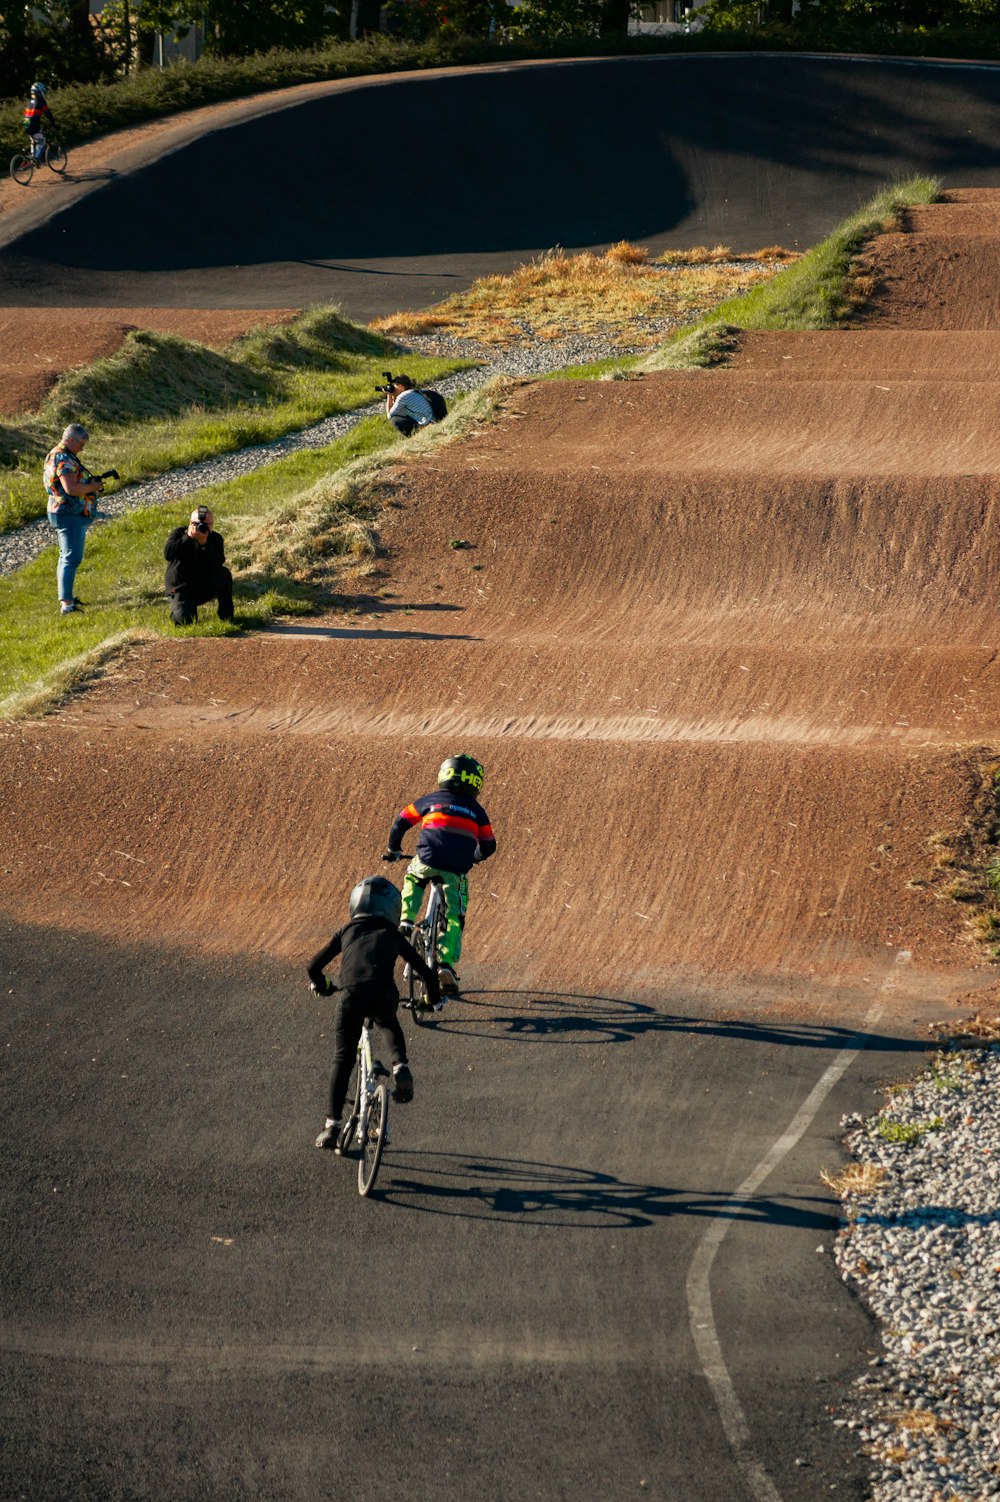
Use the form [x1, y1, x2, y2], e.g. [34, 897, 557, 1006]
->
[382, 850, 407, 863]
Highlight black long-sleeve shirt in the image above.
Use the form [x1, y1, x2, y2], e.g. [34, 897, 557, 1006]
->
[164, 527, 226, 592]
[307, 915, 439, 1002]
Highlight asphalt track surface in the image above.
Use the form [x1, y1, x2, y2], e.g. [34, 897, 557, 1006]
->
[4, 61, 1000, 1502]
[3, 53, 1000, 320]
[2, 921, 932, 1502]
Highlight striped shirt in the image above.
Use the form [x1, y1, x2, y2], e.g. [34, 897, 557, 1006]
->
[388, 790, 496, 875]
[389, 389, 435, 427]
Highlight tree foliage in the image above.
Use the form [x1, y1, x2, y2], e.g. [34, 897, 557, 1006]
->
[701, 0, 1000, 26]
[136, 0, 340, 56]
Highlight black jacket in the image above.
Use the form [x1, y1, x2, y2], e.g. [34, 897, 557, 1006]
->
[307, 915, 440, 1003]
[164, 527, 226, 592]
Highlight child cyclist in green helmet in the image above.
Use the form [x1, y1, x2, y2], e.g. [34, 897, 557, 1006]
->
[383, 754, 497, 996]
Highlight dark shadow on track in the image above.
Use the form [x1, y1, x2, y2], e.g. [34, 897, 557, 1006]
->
[262, 623, 480, 640]
[451, 988, 929, 1052]
[374, 1149, 841, 1229]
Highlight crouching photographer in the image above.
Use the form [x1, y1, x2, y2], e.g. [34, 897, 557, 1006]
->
[164, 506, 234, 626]
[378, 372, 446, 437]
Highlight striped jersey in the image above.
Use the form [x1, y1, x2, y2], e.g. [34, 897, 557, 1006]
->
[388, 789, 496, 875]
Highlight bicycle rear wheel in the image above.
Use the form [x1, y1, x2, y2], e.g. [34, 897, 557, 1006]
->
[358, 1081, 389, 1196]
[10, 154, 33, 186]
[407, 927, 433, 1024]
[45, 142, 67, 174]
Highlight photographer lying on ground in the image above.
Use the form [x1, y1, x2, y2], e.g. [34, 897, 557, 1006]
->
[164, 506, 235, 626]
[379, 372, 446, 437]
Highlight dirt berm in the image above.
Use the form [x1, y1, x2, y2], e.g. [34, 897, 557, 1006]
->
[3, 188, 1000, 1016]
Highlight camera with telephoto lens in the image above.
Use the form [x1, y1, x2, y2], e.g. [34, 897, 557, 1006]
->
[194, 505, 210, 535]
[374, 370, 397, 395]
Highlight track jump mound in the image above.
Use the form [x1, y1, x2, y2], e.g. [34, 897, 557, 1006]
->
[857, 187, 1000, 329]
[8, 184, 1000, 1006]
[0, 308, 298, 415]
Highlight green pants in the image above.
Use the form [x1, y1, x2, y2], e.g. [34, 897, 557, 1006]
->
[400, 858, 469, 968]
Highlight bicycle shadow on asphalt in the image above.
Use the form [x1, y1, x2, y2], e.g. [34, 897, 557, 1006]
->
[375, 1150, 842, 1230]
[442, 989, 927, 1055]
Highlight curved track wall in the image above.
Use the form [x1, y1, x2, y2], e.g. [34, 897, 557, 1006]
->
[4, 54, 1000, 317]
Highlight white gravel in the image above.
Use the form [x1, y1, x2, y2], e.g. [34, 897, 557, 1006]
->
[833, 1043, 1000, 1501]
[0, 328, 655, 580]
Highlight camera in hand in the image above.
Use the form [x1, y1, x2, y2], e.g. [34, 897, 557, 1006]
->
[194, 505, 210, 535]
[374, 370, 397, 395]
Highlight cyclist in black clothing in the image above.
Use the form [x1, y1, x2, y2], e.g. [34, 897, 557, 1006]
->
[307, 874, 439, 1151]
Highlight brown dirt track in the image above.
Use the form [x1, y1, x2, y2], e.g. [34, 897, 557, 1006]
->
[4, 188, 1000, 1021]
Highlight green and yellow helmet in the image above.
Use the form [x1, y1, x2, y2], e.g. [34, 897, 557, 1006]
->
[437, 754, 485, 794]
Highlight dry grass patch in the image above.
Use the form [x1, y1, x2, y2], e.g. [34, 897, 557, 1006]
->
[929, 1013, 1000, 1046]
[820, 1162, 889, 1197]
[371, 243, 794, 348]
[889, 1409, 954, 1437]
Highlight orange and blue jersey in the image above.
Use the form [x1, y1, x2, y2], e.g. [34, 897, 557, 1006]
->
[23, 101, 54, 137]
[388, 789, 496, 875]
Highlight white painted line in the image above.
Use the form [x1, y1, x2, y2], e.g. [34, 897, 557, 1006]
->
[686, 950, 912, 1502]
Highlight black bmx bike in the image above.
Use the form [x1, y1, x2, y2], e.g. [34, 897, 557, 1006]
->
[10, 134, 68, 185]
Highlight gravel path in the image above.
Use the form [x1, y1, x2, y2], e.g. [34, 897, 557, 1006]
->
[0, 330, 648, 579]
[834, 1041, 1000, 1501]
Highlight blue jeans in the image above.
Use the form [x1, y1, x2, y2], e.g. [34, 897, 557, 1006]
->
[47, 509, 91, 602]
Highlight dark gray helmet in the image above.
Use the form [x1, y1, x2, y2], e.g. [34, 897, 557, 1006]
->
[349, 875, 402, 924]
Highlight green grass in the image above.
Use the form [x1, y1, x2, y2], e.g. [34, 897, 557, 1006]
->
[0, 413, 399, 715]
[877, 1116, 945, 1146]
[0, 307, 475, 531]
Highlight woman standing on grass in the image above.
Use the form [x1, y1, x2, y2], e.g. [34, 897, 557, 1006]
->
[44, 424, 104, 616]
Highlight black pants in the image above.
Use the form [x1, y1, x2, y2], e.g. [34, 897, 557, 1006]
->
[328, 990, 407, 1121]
[169, 567, 234, 625]
[389, 414, 419, 437]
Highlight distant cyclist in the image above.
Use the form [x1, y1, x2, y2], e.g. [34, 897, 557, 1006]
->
[383, 754, 497, 996]
[22, 82, 55, 164]
[307, 874, 439, 1151]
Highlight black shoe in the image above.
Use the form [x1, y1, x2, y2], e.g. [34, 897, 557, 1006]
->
[438, 964, 460, 995]
[392, 1065, 414, 1104]
[315, 1122, 341, 1150]
[399, 921, 413, 939]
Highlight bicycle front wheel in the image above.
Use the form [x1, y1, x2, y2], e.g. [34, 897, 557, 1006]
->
[45, 142, 67, 174]
[10, 154, 33, 186]
[358, 1081, 389, 1196]
[338, 1068, 361, 1155]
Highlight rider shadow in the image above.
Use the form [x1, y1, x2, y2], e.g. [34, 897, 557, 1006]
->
[445, 989, 926, 1055]
[379, 1150, 841, 1231]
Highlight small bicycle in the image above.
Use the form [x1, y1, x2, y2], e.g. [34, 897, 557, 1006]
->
[337, 1015, 392, 1197]
[10, 134, 68, 186]
[383, 851, 447, 1025]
